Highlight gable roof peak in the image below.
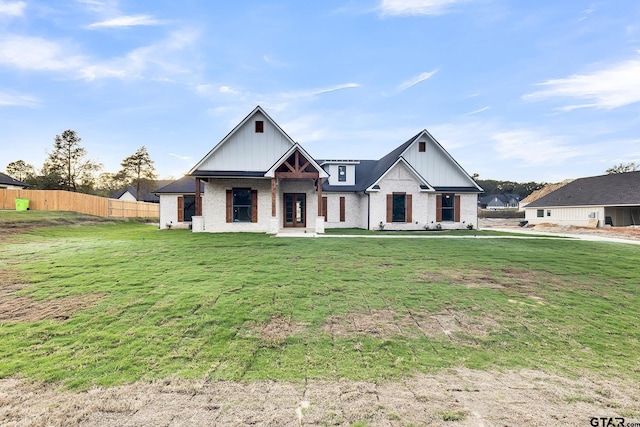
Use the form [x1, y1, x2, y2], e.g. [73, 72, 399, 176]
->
[188, 105, 296, 175]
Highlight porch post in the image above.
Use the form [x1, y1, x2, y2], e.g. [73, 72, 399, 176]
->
[195, 178, 202, 216]
[268, 177, 279, 234]
[271, 178, 277, 217]
[317, 178, 323, 216]
[315, 177, 325, 234]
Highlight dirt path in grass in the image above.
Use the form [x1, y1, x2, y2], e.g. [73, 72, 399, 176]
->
[1, 370, 638, 427]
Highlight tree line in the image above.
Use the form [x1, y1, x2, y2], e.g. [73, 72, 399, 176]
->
[475, 179, 545, 198]
[474, 161, 638, 198]
[4, 130, 157, 200]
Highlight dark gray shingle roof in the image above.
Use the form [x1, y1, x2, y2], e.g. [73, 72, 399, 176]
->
[156, 176, 203, 194]
[110, 180, 173, 202]
[0, 172, 28, 187]
[526, 171, 640, 208]
[319, 160, 378, 192]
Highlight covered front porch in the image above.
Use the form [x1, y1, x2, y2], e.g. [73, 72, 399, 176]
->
[266, 146, 328, 234]
[191, 145, 327, 234]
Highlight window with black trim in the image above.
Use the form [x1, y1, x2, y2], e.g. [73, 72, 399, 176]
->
[537, 209, 544, 218]
[338, 165, 346, 182]
[233, 189, 252, 222]
[183, 196, 196, 222]
[419, 141, 426, 152]
[392, 193, 406, 222]
[255, 120, 264, 133]
[441, 193, 455, 221]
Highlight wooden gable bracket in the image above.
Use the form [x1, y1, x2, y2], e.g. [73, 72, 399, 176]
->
[275, 150, 319, 179]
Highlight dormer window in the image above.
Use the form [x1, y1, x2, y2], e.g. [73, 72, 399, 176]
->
[338, 165, 346, 182]
[255, 120, 264, 133]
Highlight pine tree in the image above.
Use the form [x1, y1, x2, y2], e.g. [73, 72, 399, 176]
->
[5, 160, 35, 182]
[46, 130, 101, 192]
[118, 146, 157, 200]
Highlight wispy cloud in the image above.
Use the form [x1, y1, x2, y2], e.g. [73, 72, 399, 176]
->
[280, 83, 360, 99]
[76, 0, 118, 15]
[523, 54, 640, 110]
[0, 91, 39, 107]
[464, 106, 490, 115]
[578, 3, 596, 22]
[397, 70, 438, 91]
[220, 85, 240, 95]
[195, 84, 242, 97]
[428, 120, 593, 179]
[0, 35, 85, 72]
[79, 30, 196, 80]
[0, 28, 199, 81]
[379, 0, 474, 16]
[87, 14, 162, 28]
[262, 55, 288, 67]
[0, 0, 26, 16]
[491, 130, 581, 165]
[168, 153, 190, 161]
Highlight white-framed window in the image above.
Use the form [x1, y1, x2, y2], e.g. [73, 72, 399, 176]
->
[338, 165, 346, 182]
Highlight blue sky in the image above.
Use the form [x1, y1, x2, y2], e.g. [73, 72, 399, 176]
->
[1, 0, 639, 183]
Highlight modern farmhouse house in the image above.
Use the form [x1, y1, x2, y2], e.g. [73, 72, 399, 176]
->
[159, 106, 482, 233]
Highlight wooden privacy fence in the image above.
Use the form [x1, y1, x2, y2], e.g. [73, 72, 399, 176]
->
[0, 189, 159, 219]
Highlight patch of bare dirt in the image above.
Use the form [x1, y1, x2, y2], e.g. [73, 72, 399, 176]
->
[323, 309, 501, 343]
[324, 308, 413, 338]
[0, 293, 103, 322]
[249, 315, 306, 346]
[419, 267, 555, 303]
[0, 269, 103, 322]
[446, 269, 505, 289]
[1, 369, 638, 426]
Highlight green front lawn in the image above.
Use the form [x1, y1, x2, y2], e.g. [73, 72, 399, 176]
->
[1, 211, 638, 389]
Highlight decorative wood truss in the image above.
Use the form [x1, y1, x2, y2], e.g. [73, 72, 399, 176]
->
[271, 149, 323, 217]
[274, 150, 319, 179]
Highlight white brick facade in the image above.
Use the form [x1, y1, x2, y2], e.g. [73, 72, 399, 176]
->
[368, 162, 478, 230]
[323, 192, 365, 228]
[182, 107, 482, 233]
[159, 194, 194, 230]
[202, 179, 272, 232]
[199, 178, 325, 233]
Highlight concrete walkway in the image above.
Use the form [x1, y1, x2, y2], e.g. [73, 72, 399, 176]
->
[486, 227, 640, 245]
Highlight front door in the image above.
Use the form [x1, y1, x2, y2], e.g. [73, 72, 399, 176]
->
[283, 193, 306, 227]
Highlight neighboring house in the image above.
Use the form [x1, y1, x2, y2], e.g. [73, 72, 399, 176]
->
[479, 193, 520, 209]
[111, 181, 172, 203]
[524, 172, 640, 227]
[156, 176, 204, 229]
[178, 106, 482, 233]
[518, 180, 573, 211]
[0, 172, 29, 189]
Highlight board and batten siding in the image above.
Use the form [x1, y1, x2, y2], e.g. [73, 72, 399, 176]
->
[198, 111, 293, 172]
[403, 136, 474, 188]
